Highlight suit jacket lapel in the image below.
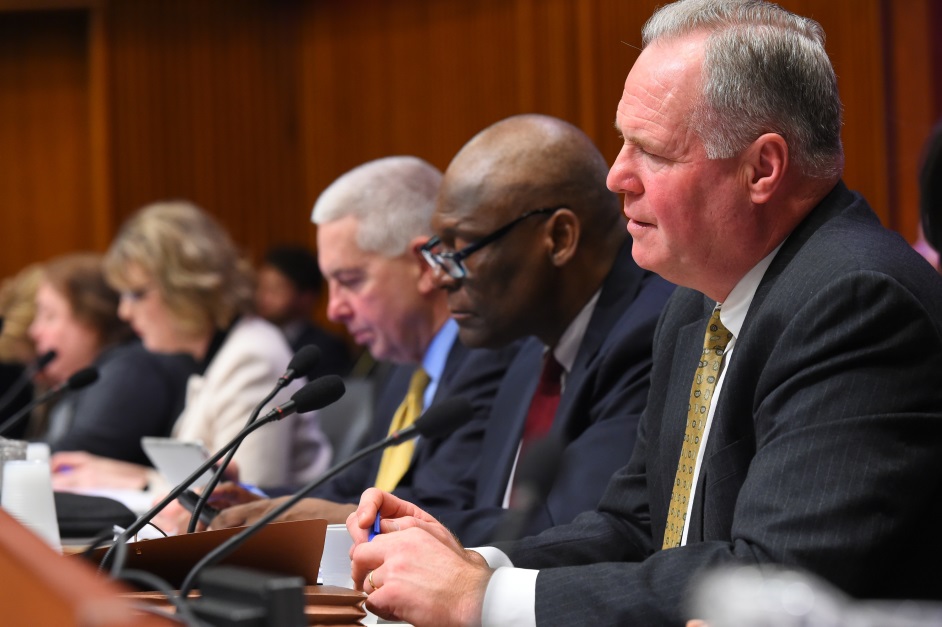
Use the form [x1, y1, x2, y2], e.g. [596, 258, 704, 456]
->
[476, 339, 543, 505]
[554, 240, 643, 430]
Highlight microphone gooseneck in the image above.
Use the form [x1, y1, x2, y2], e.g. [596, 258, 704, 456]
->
[0, 365, 99, 437]
[33, 350, 58, 373]
[102, 377, 346, 579]
[186, 346, 324, 533]
[490, 433, 565, 543]
[177, 396, 474, 598]
[0, 350, 57, 416]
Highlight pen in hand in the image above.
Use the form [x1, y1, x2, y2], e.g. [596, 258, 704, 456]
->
[368, 513, 381, 541]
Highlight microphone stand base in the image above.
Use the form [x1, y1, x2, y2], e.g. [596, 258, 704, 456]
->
[189, 565, 306, 627]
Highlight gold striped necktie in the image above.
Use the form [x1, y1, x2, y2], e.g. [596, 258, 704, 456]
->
[662, 307, 732, 549]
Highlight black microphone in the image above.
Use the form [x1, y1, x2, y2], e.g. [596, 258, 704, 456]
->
[101, 375, 346, 578]
[177, 396, 475, 598]
[281, 345, 321, 384]
[490, 434, 565, 543]
[186, 345, 322, 533]
[0, 365, 98, 437]
[0, 350, 57, 415]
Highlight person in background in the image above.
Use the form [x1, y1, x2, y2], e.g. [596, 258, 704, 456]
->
[27, 253, 193, 468]
[914, 120, 942, 272]
[255, 244, 354, 378]
[51, 201, 332, 491]
[0, 263, 43, 440]
[345, 1, 942, 624]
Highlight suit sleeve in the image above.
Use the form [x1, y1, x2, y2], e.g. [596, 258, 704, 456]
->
[393, 344, 522, 516]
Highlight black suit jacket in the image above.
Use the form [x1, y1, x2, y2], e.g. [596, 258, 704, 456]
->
[422, 240, 674, 545]
[310, 338, 517, 510]
[504, 182, 942, 625]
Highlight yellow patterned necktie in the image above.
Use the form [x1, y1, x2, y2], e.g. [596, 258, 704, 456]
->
[662, 307, 733, 549]
[373, 368, 430, 492]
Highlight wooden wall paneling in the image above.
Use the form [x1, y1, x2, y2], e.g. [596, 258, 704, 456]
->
[0, 9, 97, 279]
[108, 0, 308, 264]
[589, 1, 661, 162]
[772, 0, 890, 225]
[300, 0, 650, 204]
[88, 1, 114, 252]
[0, 0, 935, 281]
[885, 0, 939, 241]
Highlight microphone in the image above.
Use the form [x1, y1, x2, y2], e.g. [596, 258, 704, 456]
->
[490, 434, 565, 543]
[0, 365, 98, 437]
[186, 345, 322, 533]
[0, 350, 57, 415]
[281, 345, 321, 384]
[101, 375, 346, 578]
[177, 396, 475, 598]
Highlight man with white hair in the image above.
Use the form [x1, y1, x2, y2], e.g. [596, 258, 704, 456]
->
[209, 156, 516, 525]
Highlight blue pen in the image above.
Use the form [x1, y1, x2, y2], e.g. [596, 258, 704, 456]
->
[368, 513, 382, 540]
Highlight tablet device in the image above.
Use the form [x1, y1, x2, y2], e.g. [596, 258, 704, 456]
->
[141, 436, 214, 489]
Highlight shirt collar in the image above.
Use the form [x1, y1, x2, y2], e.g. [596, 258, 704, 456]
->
[717, 243, 784, 336]
[421, 317, 459, 385]
[551, 289, 602, 374]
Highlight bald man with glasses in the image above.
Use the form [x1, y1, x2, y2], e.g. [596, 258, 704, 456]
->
[393, 113, 675, 543]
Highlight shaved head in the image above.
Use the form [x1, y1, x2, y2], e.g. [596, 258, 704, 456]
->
[440, 114, 621, 239]
[432, 114, 626, 348]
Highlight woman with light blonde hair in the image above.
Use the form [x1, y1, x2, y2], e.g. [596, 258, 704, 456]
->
[51, 201, 331, 490]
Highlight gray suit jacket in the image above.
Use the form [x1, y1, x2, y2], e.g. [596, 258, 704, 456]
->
[503, 181, 942, 625]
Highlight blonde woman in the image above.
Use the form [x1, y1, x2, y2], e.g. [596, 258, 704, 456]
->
[51, 201, 331, 491]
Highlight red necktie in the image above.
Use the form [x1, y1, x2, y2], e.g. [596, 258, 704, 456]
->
[520, 352, 563, 450]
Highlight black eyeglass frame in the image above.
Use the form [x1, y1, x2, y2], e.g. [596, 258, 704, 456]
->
[420, 205, 566, 279]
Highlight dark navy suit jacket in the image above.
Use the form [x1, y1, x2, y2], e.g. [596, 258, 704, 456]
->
[422, 239, 675, 545]
[310, 339, 518, 512]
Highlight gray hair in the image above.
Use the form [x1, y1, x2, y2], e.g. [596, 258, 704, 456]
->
[311, 156, 443, 257]
[643, 0, 844, 178]
[105, 200, 255, 335]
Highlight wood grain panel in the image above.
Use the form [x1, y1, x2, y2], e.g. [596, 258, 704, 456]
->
[0, 10, 96, 278]
[885, 0, 940, 239]
[0, 0, 939, 283]
[107, 0, 308, 262]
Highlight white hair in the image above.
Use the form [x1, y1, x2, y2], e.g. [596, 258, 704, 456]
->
[311, 156, 442, 257]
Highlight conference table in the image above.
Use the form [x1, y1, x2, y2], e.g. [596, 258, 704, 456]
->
[1, 506, 407, 626]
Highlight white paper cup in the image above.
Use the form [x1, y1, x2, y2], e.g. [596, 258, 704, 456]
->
[26, 442, 50, 463]
[320, 523, 355, 588]
[0, 438, 28, 496]
[1, 460, 61, 553]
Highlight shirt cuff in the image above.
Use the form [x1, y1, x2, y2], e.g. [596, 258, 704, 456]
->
[470, 547, 538, 627]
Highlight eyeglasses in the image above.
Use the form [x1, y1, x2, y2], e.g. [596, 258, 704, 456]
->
[420, 206, 565, 280]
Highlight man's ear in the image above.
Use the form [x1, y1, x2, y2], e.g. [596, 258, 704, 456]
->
[545, 209, 580, 267]
[410, 236, 439, 294]
[744, 133, 788, 204]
